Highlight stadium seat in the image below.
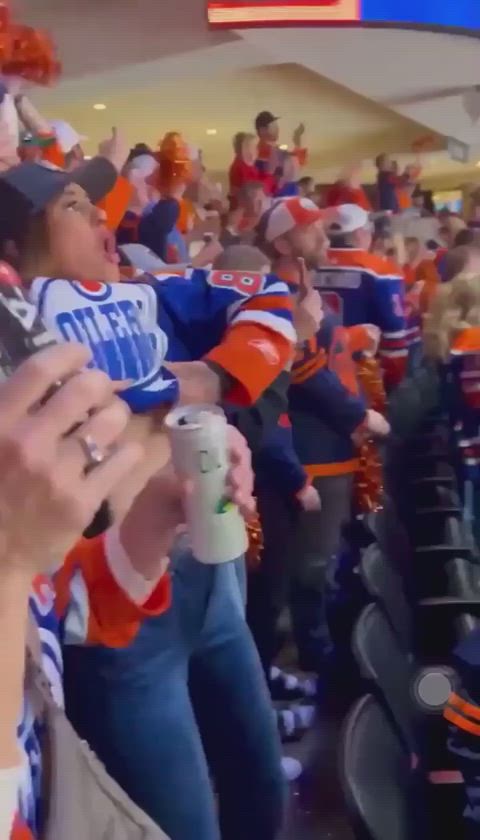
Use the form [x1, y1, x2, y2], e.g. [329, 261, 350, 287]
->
[339, 694, 427, 840]
[352, 603, 458, 773]
[359, 542, 413, 654]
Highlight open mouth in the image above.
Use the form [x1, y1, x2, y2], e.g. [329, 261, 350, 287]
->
[99, 225, 120, 265]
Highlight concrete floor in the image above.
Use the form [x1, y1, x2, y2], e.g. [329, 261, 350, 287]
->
[282, 713, 354, 840]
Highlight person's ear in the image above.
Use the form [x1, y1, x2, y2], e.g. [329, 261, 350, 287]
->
[274, 235, 291, 256]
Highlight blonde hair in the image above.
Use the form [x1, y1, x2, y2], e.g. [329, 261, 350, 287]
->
[424, 272, 480, 361]
[442, 246, 478, 284]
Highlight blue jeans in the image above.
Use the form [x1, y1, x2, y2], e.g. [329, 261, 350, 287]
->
[63, 547, 285, 840]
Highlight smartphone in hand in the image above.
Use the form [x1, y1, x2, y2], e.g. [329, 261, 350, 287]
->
[0, 265, 113, 538]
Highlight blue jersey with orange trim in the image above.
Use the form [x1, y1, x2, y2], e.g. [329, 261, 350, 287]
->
[444, 626, 480, 831]
[289, 309, 366, 478]
[313, 249, 407, 389]
[29, 268, 295, 411]
[444, 327, 480, 484]
[253, 412, 308, 497]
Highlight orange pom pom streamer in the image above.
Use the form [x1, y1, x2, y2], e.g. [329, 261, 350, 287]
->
[354, 357, 386, 514]
[0, 2, 60, 85]
[246, 509, 263, 570]
[151, 132, 192, 196]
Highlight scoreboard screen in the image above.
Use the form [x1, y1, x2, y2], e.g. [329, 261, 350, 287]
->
[207, 0, 480, 30]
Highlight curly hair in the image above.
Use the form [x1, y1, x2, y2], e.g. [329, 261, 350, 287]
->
[424, 272, 480, 361]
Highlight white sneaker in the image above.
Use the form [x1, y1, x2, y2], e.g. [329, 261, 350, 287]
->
[281, 756, 303, 782]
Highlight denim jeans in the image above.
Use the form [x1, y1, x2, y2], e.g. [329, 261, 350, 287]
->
[63, 547, 285, 840]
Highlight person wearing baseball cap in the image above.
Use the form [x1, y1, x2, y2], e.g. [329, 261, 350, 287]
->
[316, 202, 408, 390]
[0, 153, 293, 836]
[50, 118, 88, 168]
[255, 195, 330, 273]
[254, 111, 307, 185]
[255, 196, 389, 676]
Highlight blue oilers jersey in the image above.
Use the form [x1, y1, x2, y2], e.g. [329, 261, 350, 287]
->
[29, 268, 295, 412]
[313, 248, 407, 389]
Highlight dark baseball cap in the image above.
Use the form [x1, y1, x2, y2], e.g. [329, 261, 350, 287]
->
[255, 111, 280, 131]
[0, 157, 117, 240]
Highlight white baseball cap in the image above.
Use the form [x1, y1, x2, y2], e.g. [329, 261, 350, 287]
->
[128, 153, 158, 177]
[50, 120, 87, 155]
[327, 203, 370, 235]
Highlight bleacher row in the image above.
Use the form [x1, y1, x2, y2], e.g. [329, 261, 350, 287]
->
[336, 380, 479, 839]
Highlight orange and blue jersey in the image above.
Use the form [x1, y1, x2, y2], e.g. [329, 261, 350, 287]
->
[444, 626, 480, 831]
[13, 536, 169, 840]
[289, 310, 366, 479]
[253, 412, 308, 497]
[29, 268, 295, 412]
[314, 248, 407, 390]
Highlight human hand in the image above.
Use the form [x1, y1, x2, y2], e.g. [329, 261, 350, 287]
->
[0, 343, 142, 574]
[2, 76, 26, 97]
[190, 237, 223, 268]
[365, 409, 391, 437]
[292, 122, 305, 147]
[294, 258, 323, 341]
[225, 425, 256, 520]
[296, 482, 321, 512]
[0, 108, 19, 171]
[361, 323, 381, 357]
[98, 127, 128, 173]
[119, 425, 255, 578]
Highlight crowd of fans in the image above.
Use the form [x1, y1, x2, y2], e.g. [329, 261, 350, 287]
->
[2, 8, 480, 840]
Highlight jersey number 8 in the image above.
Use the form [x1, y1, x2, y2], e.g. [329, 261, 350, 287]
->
[208, 270, 264, 297]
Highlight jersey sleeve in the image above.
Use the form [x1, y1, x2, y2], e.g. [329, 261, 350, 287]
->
[292, 344, 366, 436]
[257, 414, 308, 496]
[152, 269, 295, 406]
[371, 269, 408, 389]
[96, 175, 133, 232]
[54, 534, 171, 648]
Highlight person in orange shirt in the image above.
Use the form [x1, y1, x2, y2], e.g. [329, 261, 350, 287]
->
[404, 235, 440, 313]
[325, 163, 372, 212]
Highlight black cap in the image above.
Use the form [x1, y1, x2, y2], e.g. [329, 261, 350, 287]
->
[255, 111, 280, 131]
[0, 157, 117, 240]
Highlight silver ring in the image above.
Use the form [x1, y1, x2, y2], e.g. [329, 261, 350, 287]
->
[78, 434, 104, 470]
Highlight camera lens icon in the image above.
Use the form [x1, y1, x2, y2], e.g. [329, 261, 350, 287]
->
[411, 667, 456, 713]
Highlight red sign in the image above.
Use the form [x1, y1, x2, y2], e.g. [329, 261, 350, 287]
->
[207, 0, 360, 28]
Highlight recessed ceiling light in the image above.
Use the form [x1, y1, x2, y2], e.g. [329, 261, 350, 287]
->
[84, 155, 92, 160]
[279, 144, 288, 151]
[206, 128, 217, 136]
[476, 161, 480, 168]
[93, 103, 106, 111]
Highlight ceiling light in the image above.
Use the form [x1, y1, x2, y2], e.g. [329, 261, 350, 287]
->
[279, 144, 288, 151]
[84, 155, 92, 160]
[476, 161, 480, 168]
[93, 103, 106, 111]
[206, 128, 217, 136]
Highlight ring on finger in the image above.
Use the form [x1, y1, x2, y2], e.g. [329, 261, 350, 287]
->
[77, 433, 104, 471]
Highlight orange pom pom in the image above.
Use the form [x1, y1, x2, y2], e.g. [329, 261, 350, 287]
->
[246, 510, 264, 570]
[154, 132, 192, 195]
[353, 357, 386, 514]
[0, 3, 61, 85]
